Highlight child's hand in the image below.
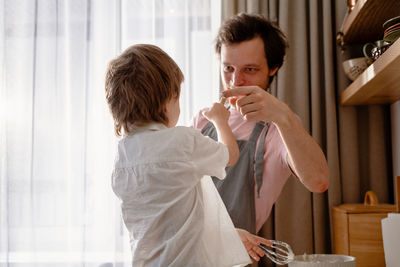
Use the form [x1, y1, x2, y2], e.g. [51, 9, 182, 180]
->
[236, 228, 272, 262]
[202, 97, 230, 124]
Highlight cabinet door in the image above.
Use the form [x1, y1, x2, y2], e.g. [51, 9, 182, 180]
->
[331, 209, 350, 254]
[348, 213, 388, 267]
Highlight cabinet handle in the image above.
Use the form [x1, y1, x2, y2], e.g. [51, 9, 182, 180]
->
[364, 190, 379, 205]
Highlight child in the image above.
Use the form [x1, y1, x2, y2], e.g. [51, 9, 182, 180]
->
[105, 44, 253, 266]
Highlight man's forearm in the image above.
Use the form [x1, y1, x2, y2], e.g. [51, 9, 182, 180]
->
[275, 110, 329, 193]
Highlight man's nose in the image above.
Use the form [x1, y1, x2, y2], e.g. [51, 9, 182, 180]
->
[230, 71, 245, 86]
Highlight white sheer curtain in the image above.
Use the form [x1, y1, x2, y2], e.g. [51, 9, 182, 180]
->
[0, 0, 220, 266]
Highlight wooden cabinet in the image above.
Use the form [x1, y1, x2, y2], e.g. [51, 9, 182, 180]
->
[338, 0, 400, 105]
[331, 193, 396, 267]
[332, 178, 400, 267]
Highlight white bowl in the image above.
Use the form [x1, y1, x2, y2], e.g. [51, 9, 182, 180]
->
[288, 254, 356, 267]
[342, 57, 369, 81]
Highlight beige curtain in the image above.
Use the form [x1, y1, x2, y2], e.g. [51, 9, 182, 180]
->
[221, 1, 393, 266]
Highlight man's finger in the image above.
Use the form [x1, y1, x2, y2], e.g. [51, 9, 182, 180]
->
[222, 86, 256, 97]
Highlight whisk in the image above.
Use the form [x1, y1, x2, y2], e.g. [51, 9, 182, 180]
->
[259, 240, 295, 265]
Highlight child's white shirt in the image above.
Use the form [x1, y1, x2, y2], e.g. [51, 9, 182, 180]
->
[112, 123, 251, 267]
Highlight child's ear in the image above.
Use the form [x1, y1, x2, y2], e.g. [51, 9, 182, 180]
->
[164, 100, 171, 113]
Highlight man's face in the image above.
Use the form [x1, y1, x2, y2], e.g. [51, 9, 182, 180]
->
[220, 36, 277, 91]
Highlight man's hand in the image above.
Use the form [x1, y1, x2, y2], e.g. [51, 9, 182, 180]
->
[222, 86, 290, 124]
[236, 228, 272, 262]
[223, 86, 329, 193]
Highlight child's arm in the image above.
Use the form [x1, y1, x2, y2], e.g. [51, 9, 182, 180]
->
[202, 98, 239, 166]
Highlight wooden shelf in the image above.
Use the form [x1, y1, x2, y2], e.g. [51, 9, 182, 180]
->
[340, 39, 400, 105]
[339, 0, 400, 44]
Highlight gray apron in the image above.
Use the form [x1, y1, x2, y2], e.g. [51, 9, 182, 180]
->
[201, 121, 269, 234]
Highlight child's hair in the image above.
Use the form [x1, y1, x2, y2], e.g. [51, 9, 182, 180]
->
[105, 44, 184, 136]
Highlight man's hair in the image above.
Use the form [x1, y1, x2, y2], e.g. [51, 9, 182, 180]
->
[105, 44, 183, 136]
[215, 13, 288, 71]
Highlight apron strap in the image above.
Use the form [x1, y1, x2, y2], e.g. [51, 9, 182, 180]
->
[201, 121, 217, 140]
[248, 122, 264, 141]
[203, 120, 268, 198]
[252, 123, 269, 198]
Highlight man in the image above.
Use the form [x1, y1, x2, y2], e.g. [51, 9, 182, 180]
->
[193, 13, 329, 262]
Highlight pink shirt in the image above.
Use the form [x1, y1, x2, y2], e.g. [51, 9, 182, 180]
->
[193, 108, 292, 233]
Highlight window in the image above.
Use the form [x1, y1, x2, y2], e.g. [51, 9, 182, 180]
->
[0, 0, 221, 265]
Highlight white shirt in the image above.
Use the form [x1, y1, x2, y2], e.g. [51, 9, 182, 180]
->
[112, 123, 251, 267]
